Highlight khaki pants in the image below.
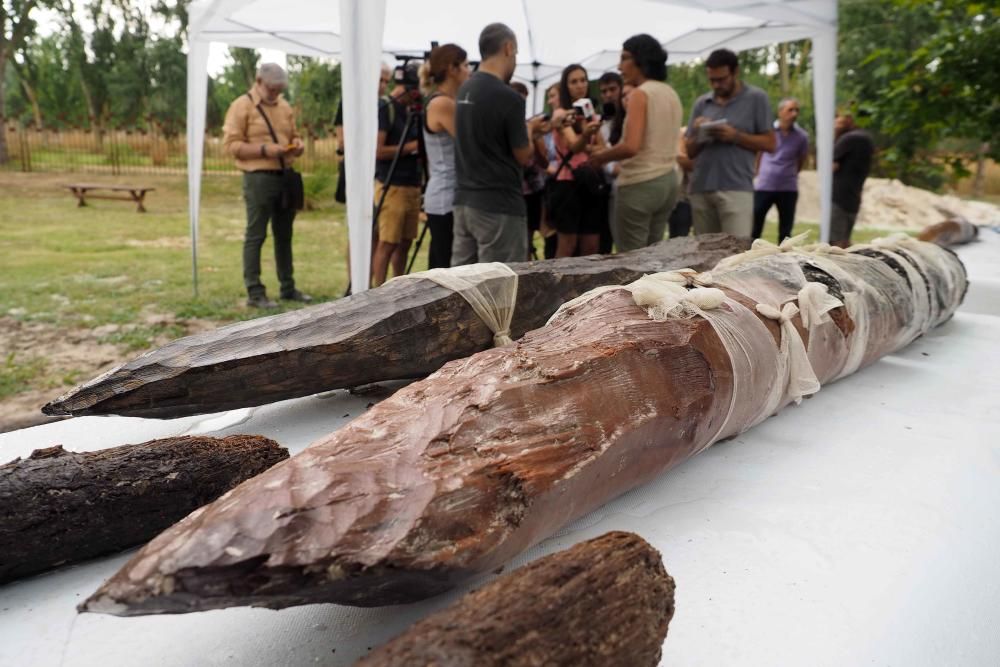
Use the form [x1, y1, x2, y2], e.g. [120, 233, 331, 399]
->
[374, 182, 420, 244]
[613, 170, 681, 252]
[690, 191, 754, 237]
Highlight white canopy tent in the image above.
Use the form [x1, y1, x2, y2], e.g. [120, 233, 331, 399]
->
[186, 0, 838, 294]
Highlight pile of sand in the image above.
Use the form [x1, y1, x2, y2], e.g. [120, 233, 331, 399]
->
[782, 171, 1000, 231]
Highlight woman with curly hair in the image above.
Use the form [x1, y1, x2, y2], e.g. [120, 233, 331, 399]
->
[590, 34, 682, 252]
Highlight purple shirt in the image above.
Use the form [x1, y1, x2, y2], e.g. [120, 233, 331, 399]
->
[756, 124, 809, 192]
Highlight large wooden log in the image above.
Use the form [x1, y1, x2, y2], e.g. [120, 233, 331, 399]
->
[358, 531, 675, 667]
[80, 238, 966, 616]
[917, 217, 979, 246]
[43, 234, 747, 419]
[0, 435, 288, 584]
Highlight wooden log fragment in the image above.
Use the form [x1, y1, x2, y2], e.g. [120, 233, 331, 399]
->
[0, 435, 288, 584]
[80, 239, 966, 616]
[357, 531, 675, 667]
[43, 234, 747, 419]
[917, 217, 979, 246]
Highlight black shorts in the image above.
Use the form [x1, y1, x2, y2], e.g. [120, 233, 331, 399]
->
[549, 180, 605, 236]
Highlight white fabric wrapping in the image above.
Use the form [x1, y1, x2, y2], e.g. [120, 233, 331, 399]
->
[399, 263, 519, 346]
[755, 302, 822, 405]
[859, 233, 968, 328]
[547, 268, 713, 325]
[797, 282, 843, 330]
[715, 232, 813, 270]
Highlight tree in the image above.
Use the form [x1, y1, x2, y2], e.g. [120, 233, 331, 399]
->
[287, 55, 340, 133]
[838, 0, 999, 188]
[208, 47, 259, 130]
[1, 0, 55, 162]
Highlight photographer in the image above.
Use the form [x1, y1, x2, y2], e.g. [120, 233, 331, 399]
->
[371, 62, 423, 287]
[589, 35, 682, 252]
[420, 44, 471, 269]
[549, 64, 607, 258]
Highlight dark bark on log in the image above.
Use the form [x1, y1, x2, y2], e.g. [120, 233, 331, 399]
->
[0, 435, 288, 585]
[357, 532, 675, 667]
[43, 234, 747, 419]
[80, 241, 966, 616]
[917, 217, 979, 246]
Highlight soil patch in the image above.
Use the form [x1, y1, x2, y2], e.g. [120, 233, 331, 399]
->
[0, 313, 218, 435]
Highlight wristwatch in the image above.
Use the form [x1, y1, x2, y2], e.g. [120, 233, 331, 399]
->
[260, 144, 267, 157]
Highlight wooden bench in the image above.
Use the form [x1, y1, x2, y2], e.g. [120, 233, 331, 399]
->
[65, 184, 155, 213]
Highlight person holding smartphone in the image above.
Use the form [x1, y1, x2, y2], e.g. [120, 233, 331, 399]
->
[222, 63, 309, 308]
[549, 64, 606, 258]
[589, 35, 682, 252]
[684, 48, 776, 237]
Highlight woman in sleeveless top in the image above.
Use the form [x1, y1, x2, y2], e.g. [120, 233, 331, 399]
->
[548, 64, 608, 258]
[589, 34, 682, 252]
[420, 44, 470, 269]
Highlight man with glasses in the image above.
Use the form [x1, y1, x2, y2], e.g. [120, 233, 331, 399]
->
[752, 97, 810, 242]
[223, 63, 311, 309]
[685, 49, 776, 238]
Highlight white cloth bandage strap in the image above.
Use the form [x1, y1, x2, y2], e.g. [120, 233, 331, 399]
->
[866, 234, 967, 328]
[796, 282, 843, 330]
[755, 302, 822, 406]
[546, 268, 715, 325]
[398, 262, 519, 347]
[715, 232, 813, 270]
[848, 237, 933, 344]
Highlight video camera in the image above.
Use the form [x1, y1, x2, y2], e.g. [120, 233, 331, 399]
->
[393, 57, 423, 91]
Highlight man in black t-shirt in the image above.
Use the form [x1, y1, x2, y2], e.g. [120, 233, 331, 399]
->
[372, 84, 423, 285]
[452, 23, 546, 265]
[831, 113, 875, 247]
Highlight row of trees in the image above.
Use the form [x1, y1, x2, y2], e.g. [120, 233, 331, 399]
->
[1, 0, 996, 189]
[0, 0, 341, 159]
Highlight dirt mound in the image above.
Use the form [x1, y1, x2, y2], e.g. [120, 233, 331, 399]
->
[781, 171, 1000, 231]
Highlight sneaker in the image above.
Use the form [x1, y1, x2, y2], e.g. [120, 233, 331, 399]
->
[246, 295, 278, 308]
[281, 290, 313, 303]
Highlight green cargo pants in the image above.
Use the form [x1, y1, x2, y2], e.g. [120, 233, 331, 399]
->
[242, 171, 297, 298]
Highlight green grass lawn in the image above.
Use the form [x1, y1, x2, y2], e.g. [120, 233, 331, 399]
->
[0, 170, 912, 332]
[0, 171, 436, 331]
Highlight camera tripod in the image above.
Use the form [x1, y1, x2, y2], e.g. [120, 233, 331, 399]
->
[343, 95, 427, 296]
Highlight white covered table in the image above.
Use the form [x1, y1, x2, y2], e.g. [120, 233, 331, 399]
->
[2, 231, 999, 666]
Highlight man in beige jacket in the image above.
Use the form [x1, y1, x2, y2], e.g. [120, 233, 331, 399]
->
[223, 63, 311, 308]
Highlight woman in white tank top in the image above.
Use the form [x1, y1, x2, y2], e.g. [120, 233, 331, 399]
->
[589, 34, 683, 252]
[420, 44, 471, 268]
